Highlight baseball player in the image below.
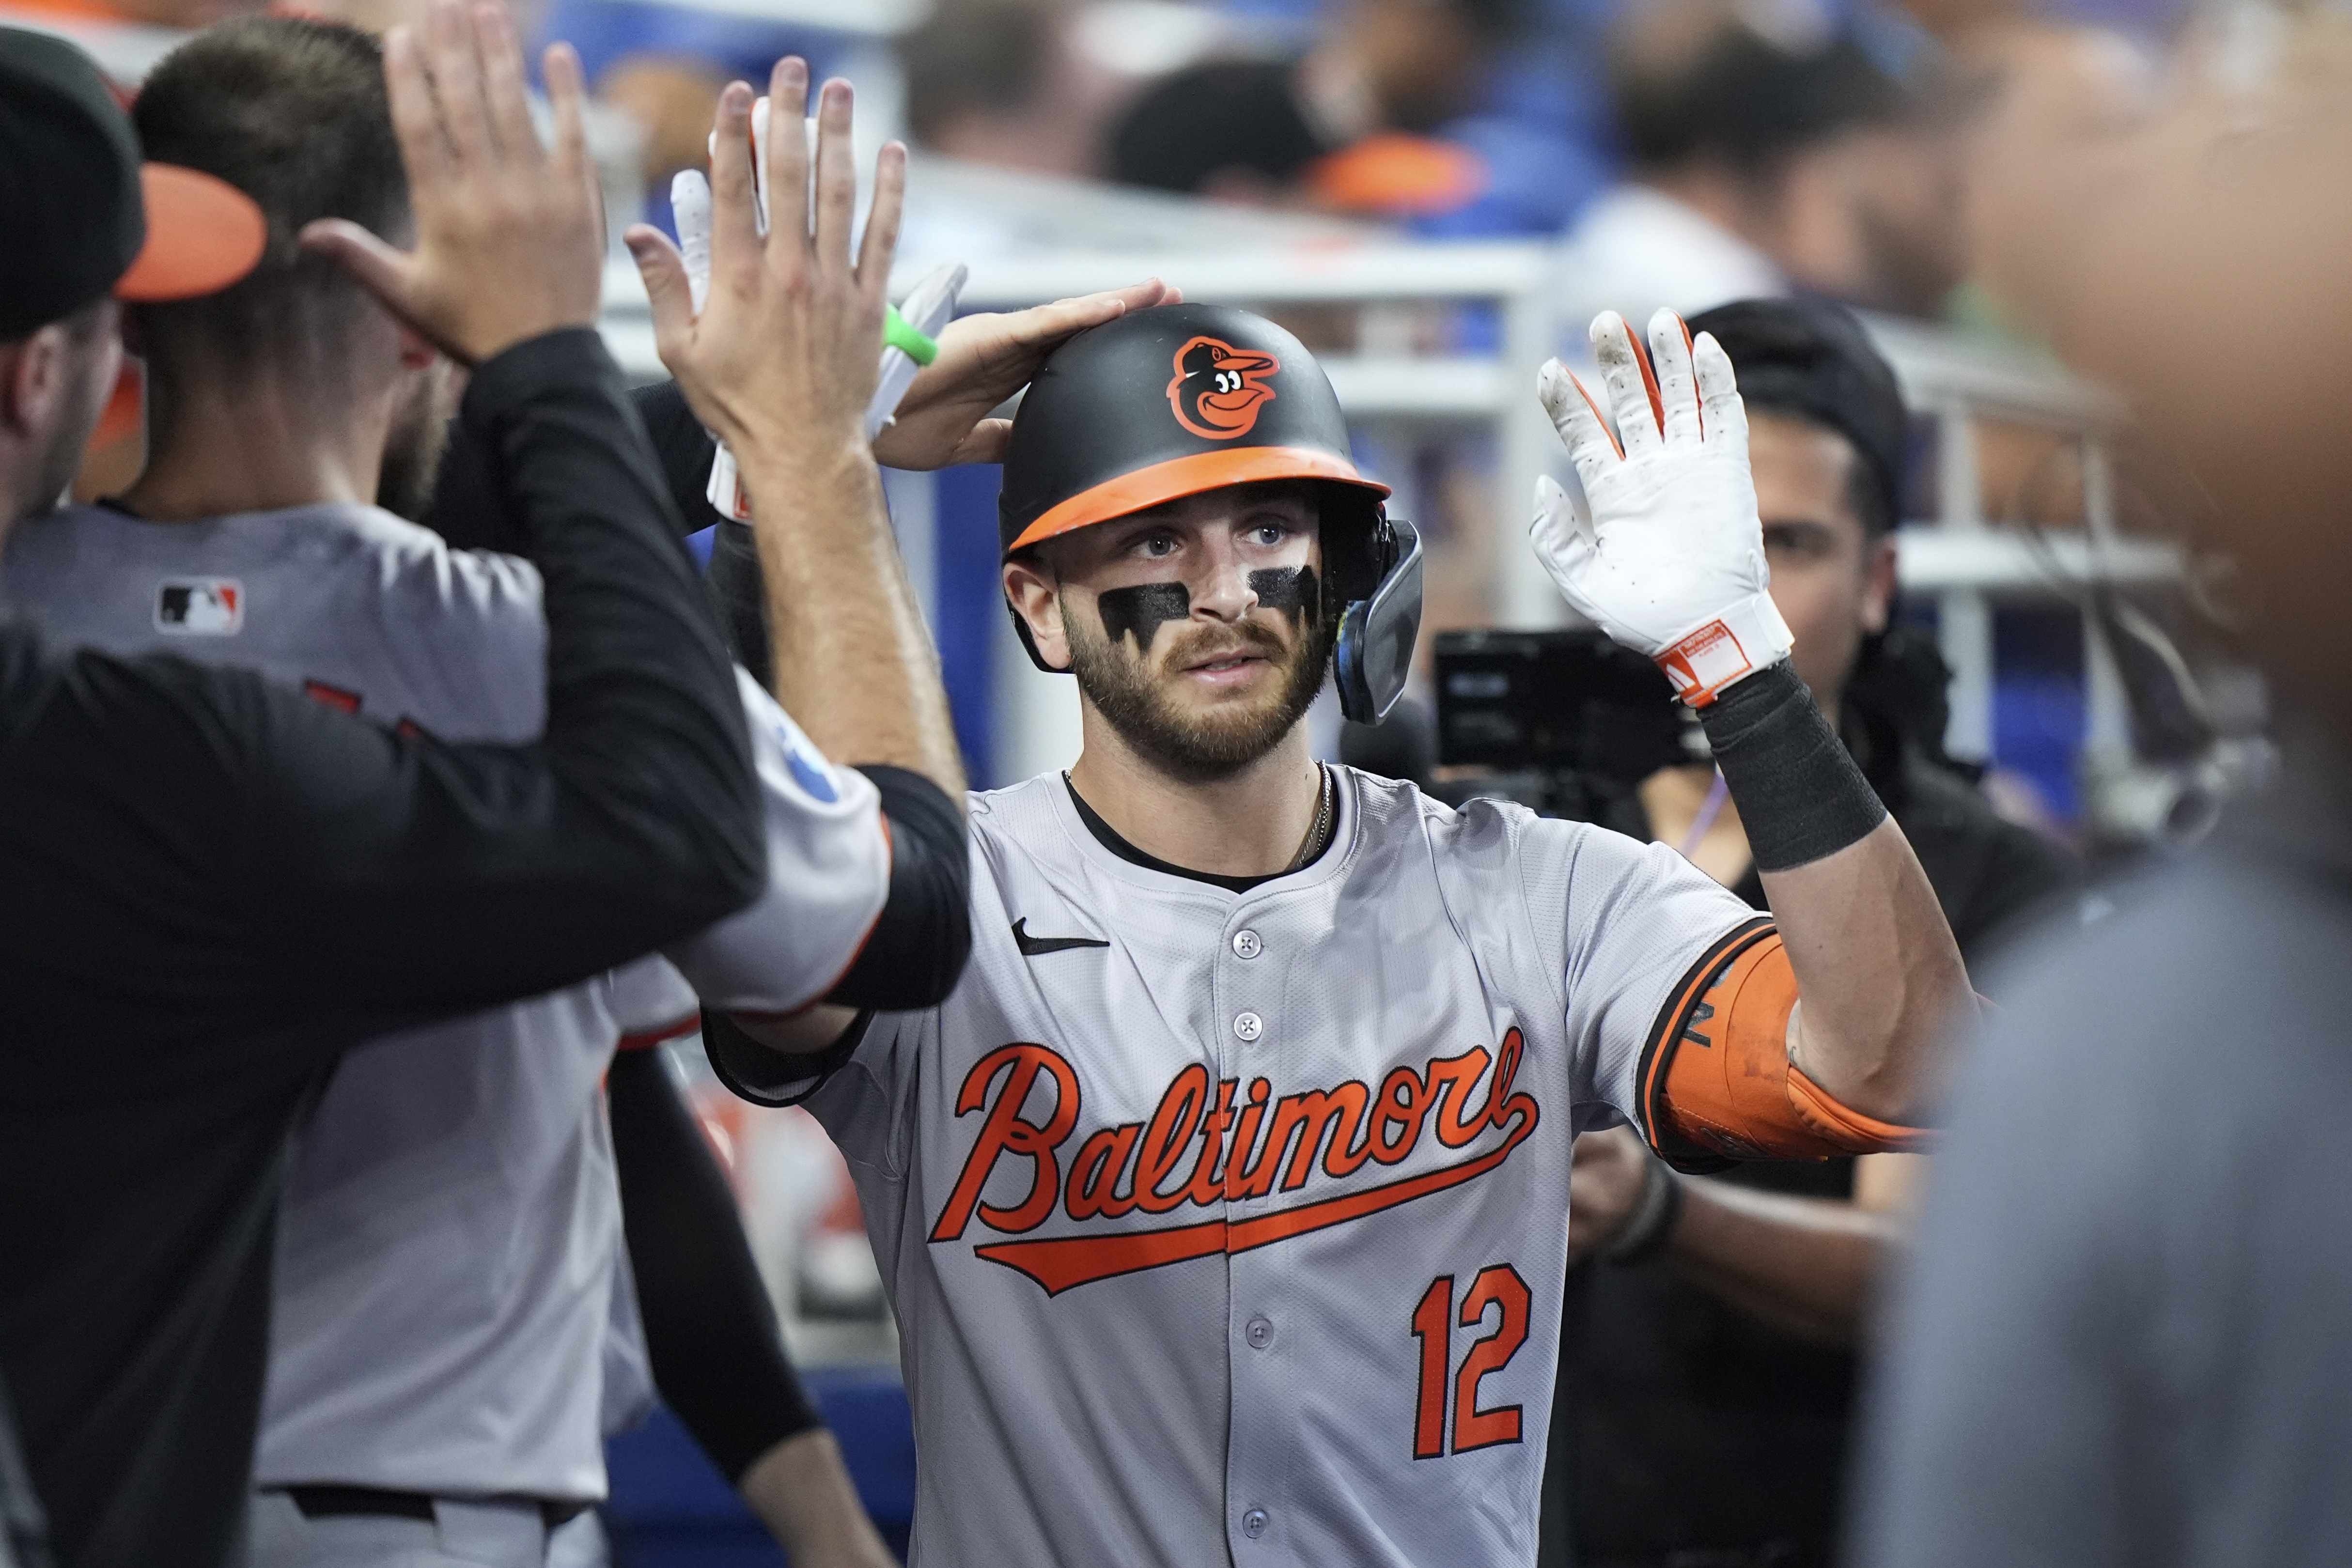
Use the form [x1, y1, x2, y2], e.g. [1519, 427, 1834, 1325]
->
[697, 300, 1975, 1567]
[0, 19, 982, 1568]
[0, 17, 782, 1568]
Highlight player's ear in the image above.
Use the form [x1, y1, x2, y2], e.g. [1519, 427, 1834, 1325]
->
[1003, 556, 1072, 672]
[0, 334, 41, 434]
[1860, 533, 1897, 636]
[1, 322, 86, 437]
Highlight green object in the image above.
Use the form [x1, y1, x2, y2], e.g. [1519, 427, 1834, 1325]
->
[884, 305, 938, 366]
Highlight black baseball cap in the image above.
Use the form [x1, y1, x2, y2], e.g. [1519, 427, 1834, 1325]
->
[0, 26, 265, 340]
[1687, 297, 1908, 533]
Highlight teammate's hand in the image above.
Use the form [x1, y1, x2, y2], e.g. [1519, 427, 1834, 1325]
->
[1565, 1126, 1658, 1262]
[300, 0, 604, 367]
[1532, 309, 1794, 707]
[871, 279, 1182, 470]
[625, 60, 902, 472]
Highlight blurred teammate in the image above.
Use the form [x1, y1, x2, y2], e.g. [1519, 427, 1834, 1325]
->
[1537, 299, 2073, 1568]
[0, 17, 769, 1568]
[0, 17, 984, 1567]
[1851, 22, 2352, 1566]
[670, 272, 1977, 1560]
[1559, 0, 1960, 331]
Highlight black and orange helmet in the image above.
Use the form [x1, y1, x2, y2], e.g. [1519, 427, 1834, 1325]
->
[997, 302, 1422, 723]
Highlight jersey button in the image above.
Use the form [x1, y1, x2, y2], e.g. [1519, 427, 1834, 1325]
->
[1233, 1012, 1263, 1042]
[1243, 1509, 1269, 1539]
[1231, 929, 1262, 960]
[1246, 1316, 1274, 1349]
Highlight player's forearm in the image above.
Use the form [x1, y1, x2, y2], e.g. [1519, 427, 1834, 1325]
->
[1699, 667, 1970, 1124]
[1664, 1179, 1903, 1347]
[1757, 821, 1970, 1122]
[737, 1429, 899, 1568]
[741, 443, 964, 800]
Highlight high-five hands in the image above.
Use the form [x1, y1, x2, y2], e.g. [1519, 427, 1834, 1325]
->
[626, 61, 898, 474]
[300, 0, 604, 366]
[1532, 309, 1793, 707]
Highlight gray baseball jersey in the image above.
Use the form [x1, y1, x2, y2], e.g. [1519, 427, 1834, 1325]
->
[0, 499, 888, 1500]
[786, 769, 1755, 1568]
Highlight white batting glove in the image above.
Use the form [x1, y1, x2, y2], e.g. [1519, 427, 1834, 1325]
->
[1532, 308, 1793, 707]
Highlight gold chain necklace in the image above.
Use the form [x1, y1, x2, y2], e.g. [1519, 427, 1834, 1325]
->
[1285, 764, 1334, 873]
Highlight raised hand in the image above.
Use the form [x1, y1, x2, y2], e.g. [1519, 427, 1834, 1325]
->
[1531, 308, 1793, 707]
[624, 60, 901, 475]
[300, 0, 604, 366]
[870, 279, 1182, 470]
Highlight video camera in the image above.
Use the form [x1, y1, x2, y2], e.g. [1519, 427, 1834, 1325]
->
[1431, 629, 1707, 827]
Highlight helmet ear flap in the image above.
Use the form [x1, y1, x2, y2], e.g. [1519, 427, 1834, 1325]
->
[1317, 491, 1394, 612]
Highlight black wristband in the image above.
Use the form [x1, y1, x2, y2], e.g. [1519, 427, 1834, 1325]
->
[1698, 663, 1887, 871]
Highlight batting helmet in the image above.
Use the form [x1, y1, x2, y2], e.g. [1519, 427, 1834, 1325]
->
[997, 302, 1423, 724]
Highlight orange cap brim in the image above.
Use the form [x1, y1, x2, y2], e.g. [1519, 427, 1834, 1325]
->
[115, 164, 267, 303]
[1007, 447, 1391, 554]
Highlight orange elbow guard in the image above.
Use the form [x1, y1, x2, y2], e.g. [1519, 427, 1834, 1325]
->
[1637, 919, 1931, 1170]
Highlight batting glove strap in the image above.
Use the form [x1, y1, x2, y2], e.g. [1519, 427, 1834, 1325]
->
[1655, 591, 1793, 708]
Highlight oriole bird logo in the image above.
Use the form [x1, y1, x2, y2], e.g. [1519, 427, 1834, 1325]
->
[1167, 336, 1280, 440]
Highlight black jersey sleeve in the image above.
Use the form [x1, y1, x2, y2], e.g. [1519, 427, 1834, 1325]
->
[427, 378, 722, 551]
[829, 764, 971, 1011]
[628, 380, 729, 536]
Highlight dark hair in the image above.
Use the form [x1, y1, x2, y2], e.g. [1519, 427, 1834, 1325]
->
[130, 17, 403, 381]
[1686, 297, 1907, 539]
[1106, 60, 1326, 195]
[1611, 18, 1909, 176]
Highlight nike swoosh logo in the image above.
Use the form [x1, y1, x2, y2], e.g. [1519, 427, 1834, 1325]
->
[1012, 917, 1111, 958]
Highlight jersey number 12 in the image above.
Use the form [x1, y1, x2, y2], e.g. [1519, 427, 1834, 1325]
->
[1409, 1264, 1531, 1459]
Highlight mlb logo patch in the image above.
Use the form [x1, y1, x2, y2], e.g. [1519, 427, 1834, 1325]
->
[779, 723, 840, 804]
[156, 579, 243, 635]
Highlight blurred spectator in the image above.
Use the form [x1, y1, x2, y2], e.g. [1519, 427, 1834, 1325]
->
[899, 0, 1130, 178]
[1532, 299, 2073, 1568]
[1852, 11, 2352, 1563]
[1104, 0, 1522, 218]
[526, 1, 873, 228]
[1558, 0, 1963, 333]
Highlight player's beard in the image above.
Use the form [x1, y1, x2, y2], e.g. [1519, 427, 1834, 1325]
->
[1065, 597, 1335, 782]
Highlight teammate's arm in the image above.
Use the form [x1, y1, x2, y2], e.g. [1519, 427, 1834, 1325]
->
[624, 63, 976, 1058]
[628, 274, 1184, 533]
[867, 280, 1179, 470]
[606, 1046, 897, 1568]
[1537, 310, 1972, 1137]
[664, 697, 970, 1057]
[625, 64, 957, 801]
